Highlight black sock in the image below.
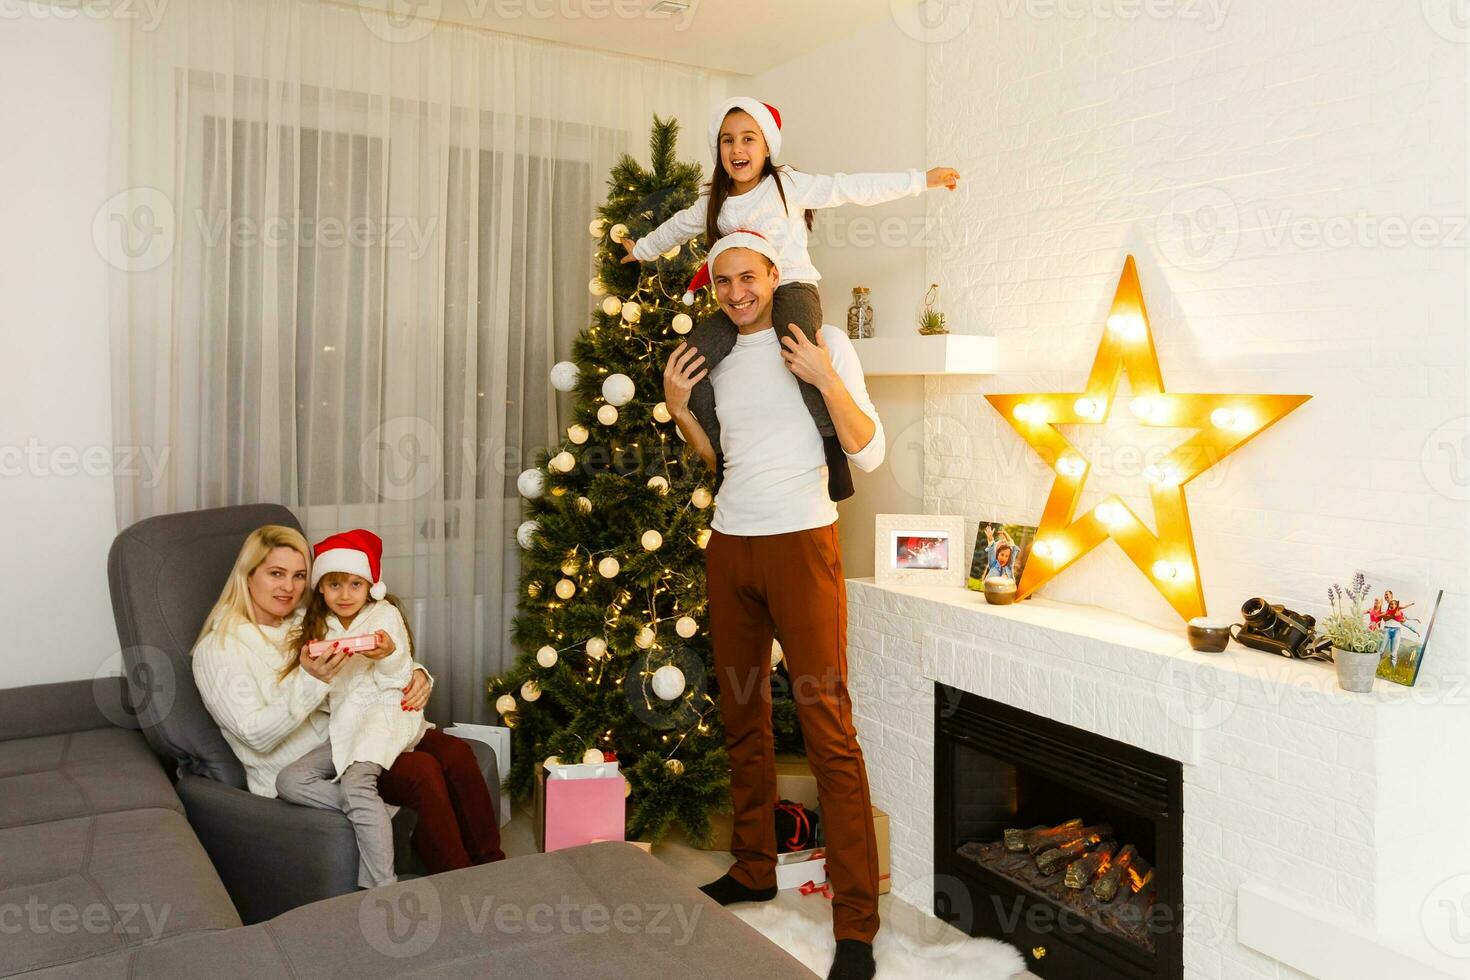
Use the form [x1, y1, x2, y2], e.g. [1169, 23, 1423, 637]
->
[826, 939, 875, 980]
[698, 873, 777, 906]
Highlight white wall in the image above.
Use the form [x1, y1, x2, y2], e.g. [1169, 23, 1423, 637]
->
[747, 15, 931, 578]
[923, 0, 1469, 972]
[0, 15, 121, 686]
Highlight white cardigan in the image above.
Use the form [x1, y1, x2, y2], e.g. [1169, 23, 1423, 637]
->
[191, 612, 331, 798]
[631, 168, 926, 284]
[322, 600, 429, 777]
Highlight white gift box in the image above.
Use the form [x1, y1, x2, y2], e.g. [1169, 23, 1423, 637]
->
[443, 723, 512, 828]
[775, 848, 827, 891]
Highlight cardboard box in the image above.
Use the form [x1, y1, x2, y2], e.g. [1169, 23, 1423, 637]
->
[776, 847, 827, 891]
[872, 805, 891, 895]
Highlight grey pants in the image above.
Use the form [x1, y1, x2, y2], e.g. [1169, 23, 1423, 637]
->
[275, 741, 396, 888]
[686, 281, 829, 451]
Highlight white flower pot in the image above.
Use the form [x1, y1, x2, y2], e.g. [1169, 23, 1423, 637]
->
[1333, 647, 1379, 693]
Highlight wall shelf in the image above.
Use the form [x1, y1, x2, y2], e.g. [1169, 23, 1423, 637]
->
[851, 333, 996, 376]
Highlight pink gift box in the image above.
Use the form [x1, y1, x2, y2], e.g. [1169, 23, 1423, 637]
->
[536, 765, 626, 853]
[306, 633, 377, 658]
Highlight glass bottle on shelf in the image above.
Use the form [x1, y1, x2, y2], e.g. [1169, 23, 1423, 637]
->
[846, 286, 874, 340]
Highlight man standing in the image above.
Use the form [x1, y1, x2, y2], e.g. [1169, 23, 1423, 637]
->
[662, 232, 885, 980]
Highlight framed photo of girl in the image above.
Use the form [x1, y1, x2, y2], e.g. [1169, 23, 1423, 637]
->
[967, 521, 1038, 592]
[873, 514, 968, 588]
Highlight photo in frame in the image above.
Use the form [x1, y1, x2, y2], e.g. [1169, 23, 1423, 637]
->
[873, 514, 967, 588]
[1355, 570, 1442, 687]
[967, 521, 1038, 592]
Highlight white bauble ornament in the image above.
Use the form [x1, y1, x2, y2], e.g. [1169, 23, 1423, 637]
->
[641, 529, 663, 552]
[601, 373, 635, 407]
[588, 278, 607, 297]
[597, 404, 619, 426]
[661, 244, 681, 260]
[495, 693, 517, 715]
[697, 528, 712, 549]
[691, 486, 712, 509]
[635, 626, 656, 649]
[588, 218, 605, 237]
[549, 360, 580, 392]
[609, 223, 629, 243]
[665, 758, 685, 776]
[554, 578, 576, 599]
[601, 296, 623, 317]
[520, 680, 541, 702]
[549, 451, 575, 474]
[652, 402, 672, 423]
[647, 475, 669, 495]
[672, 313, 693, 335]
[651, 664, 686, 700]
[583, 747, 607, 764]
[567, 424, 589, 445]
[675, 615, 697, 638]
[576, 496, 593, 514]
[586, 636, 608, 659]
[536, 645, 558, 668]
[598, 556, 620, 578]
[560, 557, 579, 576]
[675, 425, 687, 443]
[771, 638, 784, 668]
[545, 754, 561, 769]
[620, 301, 641, 323]
[516, 520, 539, 549]
[517, 468, 545, 499]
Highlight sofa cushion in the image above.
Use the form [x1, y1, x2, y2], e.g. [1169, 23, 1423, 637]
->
[0, 728, 181, 830]
[0, 808, 240, 976]
[16, 842, 813, 979]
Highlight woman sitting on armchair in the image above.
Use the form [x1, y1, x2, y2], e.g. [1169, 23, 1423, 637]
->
[190, 524, 504, 883]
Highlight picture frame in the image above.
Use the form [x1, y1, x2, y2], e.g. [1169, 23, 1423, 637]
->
[873, 514, 968, 588]
[966, 520, 1039, 592]
[1355, 570, 1443, 687]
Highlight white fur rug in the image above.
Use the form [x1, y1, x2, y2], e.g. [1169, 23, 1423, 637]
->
[732, 895, 1026, 979]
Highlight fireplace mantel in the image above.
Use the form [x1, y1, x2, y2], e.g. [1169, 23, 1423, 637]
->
[844, 577, 1456, 979]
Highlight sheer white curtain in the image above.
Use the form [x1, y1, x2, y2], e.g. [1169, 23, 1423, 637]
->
[108, 0, 727, 722]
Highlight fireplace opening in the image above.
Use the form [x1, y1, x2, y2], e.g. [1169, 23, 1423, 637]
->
[933, 684, 1184, 980]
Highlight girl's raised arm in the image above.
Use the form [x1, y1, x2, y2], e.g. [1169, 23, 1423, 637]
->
[785, 167, 960, 210]
[623, 196, 707, 264]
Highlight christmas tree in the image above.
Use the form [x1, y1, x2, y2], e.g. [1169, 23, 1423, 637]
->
[490, 116, 803, 844]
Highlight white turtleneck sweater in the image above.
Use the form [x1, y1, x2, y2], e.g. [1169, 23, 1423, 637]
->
[191, 612, 330, 798]
[709, 323, 885, 536]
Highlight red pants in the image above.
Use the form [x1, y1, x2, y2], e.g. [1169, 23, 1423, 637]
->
[706, 523, 880, 943]
[379, 729, 506, 872]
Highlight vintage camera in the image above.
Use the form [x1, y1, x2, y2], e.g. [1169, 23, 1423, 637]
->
[1232, 597, 1332, 661]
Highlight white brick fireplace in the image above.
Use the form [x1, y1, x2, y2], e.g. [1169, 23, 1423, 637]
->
[846, 579, 1470, 978]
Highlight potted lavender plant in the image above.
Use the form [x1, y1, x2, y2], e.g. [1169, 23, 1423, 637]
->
[1323, 574, 1381, 693]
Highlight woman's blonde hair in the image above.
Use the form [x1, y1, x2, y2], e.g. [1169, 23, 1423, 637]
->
[195, 524, 312, 645]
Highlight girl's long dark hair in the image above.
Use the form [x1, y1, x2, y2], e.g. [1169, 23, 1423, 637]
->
[705, 157, 815, 246]
[280, 574, 418, 679]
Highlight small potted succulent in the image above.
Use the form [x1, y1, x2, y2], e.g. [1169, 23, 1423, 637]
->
[917, 283, 949, 335]
[1322, 573, 1382, 693]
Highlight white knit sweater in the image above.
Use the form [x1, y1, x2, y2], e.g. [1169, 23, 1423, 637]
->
[191, 612, 331, 799]
[631, 168, 926, 284]
[321, 600, 429, 777]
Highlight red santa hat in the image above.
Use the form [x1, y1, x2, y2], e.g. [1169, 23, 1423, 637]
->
[311, 529, 388, 601]
[709, 97, 782, 163]
[682, 229, 782, 305]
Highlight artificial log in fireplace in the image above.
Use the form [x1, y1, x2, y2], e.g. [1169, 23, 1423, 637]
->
[933, 684, 1183, 980]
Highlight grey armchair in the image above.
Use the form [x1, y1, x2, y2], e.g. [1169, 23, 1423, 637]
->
[106, 503, 498, 924]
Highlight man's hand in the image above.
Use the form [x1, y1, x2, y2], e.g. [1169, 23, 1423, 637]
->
[662, 342, 708, 416]
[779, 324, 837, 390]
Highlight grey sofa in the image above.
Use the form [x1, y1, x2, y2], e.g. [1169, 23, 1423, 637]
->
[0, 502, 814, 977]
[0, 679, 814, 978]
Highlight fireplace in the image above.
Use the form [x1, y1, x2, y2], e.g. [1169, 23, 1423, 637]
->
[932, 683, 1184, 980]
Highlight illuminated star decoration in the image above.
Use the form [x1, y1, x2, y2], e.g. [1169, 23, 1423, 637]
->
[985, 256, 1310, 621]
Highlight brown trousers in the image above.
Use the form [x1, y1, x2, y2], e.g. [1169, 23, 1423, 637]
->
[705, 523, 880, 943]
